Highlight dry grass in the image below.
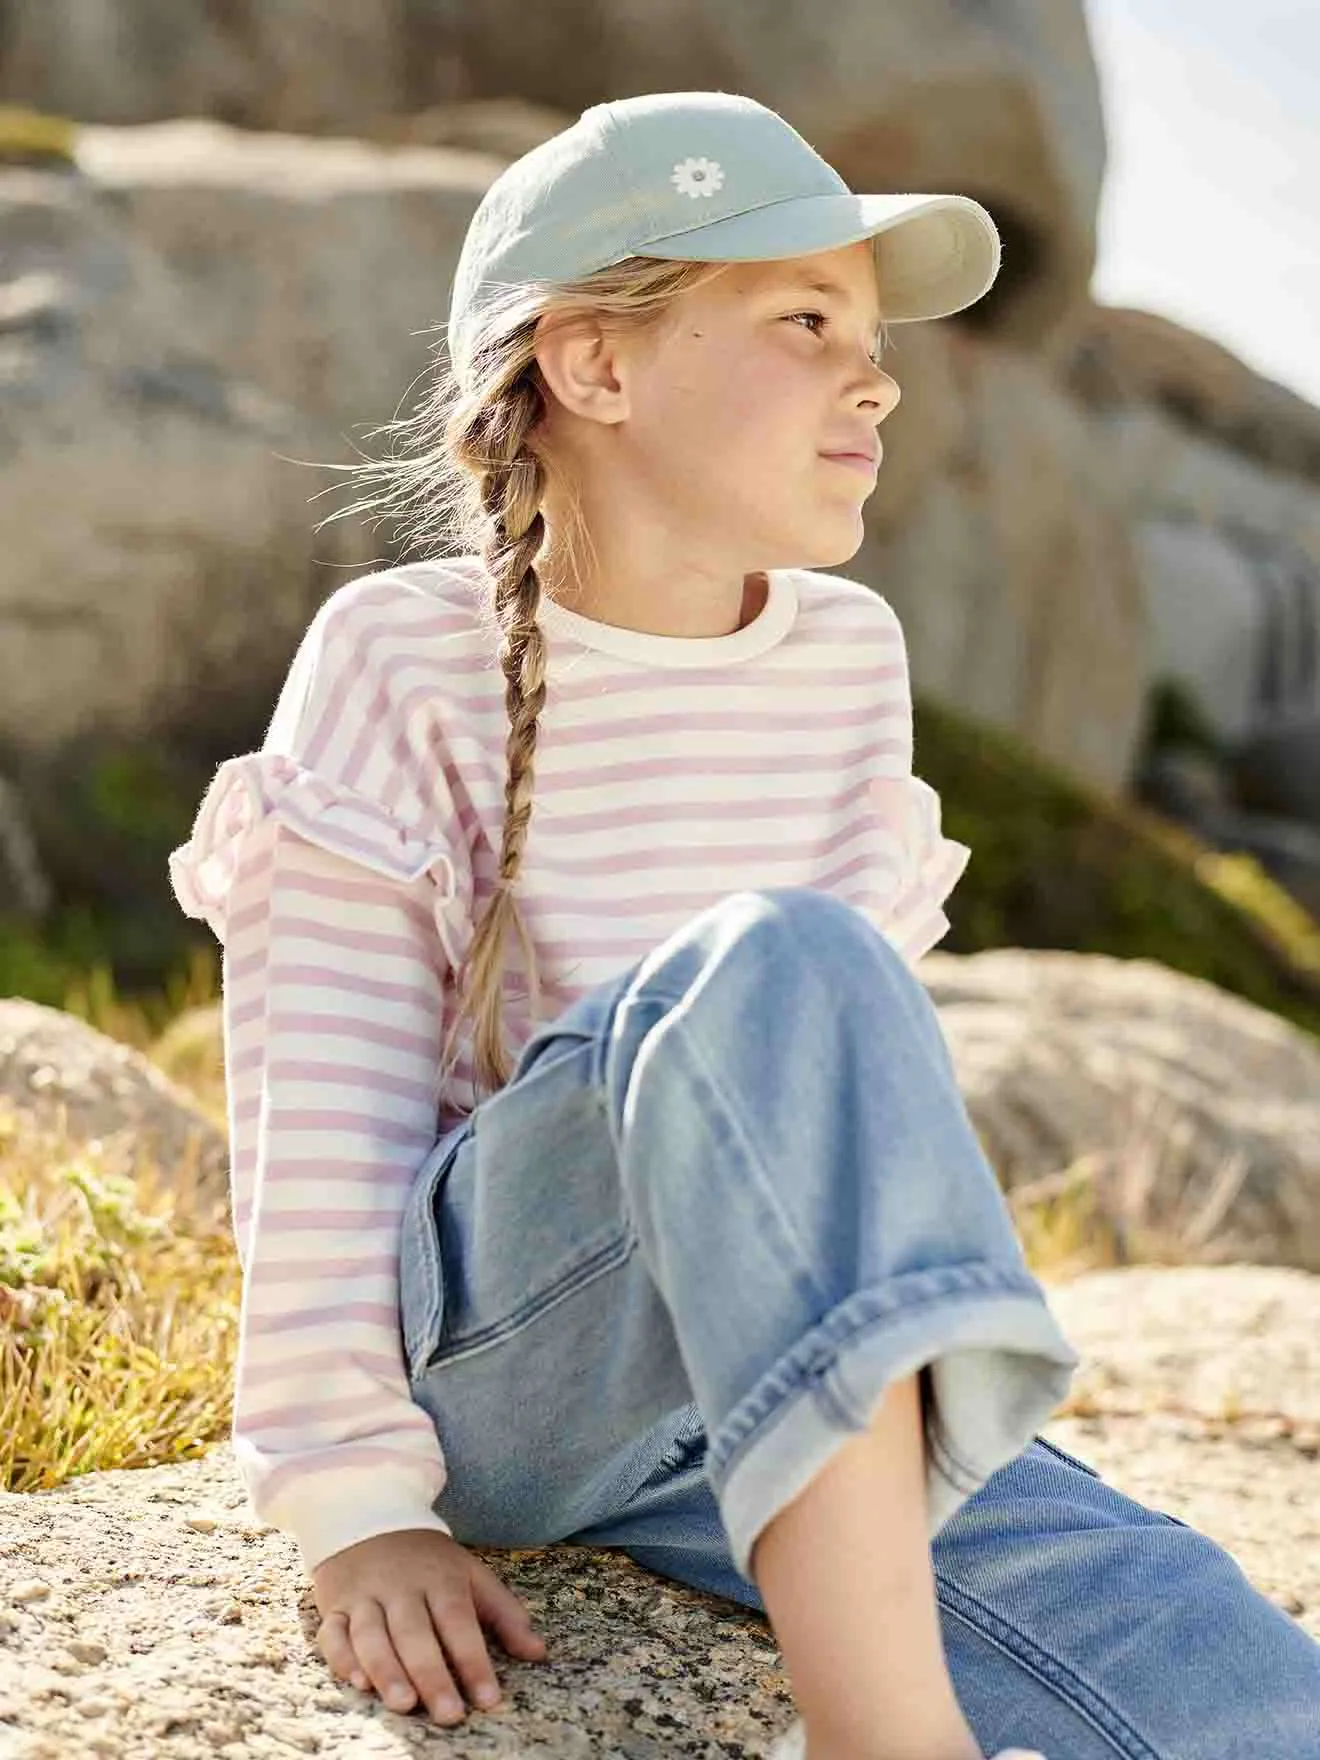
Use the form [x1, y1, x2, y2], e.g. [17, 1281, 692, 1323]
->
[0, 969, 1262, 1499]
[0, 1099, 239, 1495]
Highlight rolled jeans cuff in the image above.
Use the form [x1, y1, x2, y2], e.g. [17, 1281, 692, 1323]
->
[707, 1259, 1082, 1582]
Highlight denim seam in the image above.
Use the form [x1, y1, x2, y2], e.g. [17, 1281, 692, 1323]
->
[415, 1226, 640, 1374]
[1033, 1435, 1101, 1479]
[403, 1141, 464, 1377]
[705, 1259, 1050, 1482]
[935, 1575, 1159, 1759]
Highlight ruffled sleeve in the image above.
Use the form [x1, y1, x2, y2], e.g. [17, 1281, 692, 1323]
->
[873, 773, 971, 967]
[168, 750, 464, 952]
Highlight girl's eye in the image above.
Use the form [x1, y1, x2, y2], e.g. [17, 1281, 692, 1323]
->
[787, 310, 886, 368]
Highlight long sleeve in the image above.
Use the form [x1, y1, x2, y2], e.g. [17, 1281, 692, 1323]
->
[864, 597, 972, 969]
[168, 577, 475, 1575]
[219, 820, 456, 1573]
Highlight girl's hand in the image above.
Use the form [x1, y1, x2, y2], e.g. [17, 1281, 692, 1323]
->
[312, 1527, 549, 1724]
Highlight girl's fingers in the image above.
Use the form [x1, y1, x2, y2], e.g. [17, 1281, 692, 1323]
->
[350, 1596, 461, 1719]
[470, 1558, 549, 1659]
[424, 1586, 504, 1708]
[316, 1610, 362, 1686]
[317, 1567, 546, 1726]
[387, 1592, 471, 1721]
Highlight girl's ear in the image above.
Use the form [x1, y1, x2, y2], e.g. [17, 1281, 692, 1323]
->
[533, 311, 631, 427]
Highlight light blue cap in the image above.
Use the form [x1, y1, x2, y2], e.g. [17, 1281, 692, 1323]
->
[445, 89, 1002, 389]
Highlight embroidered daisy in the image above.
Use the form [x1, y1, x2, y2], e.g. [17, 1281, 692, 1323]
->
[671, 156, 724, 199]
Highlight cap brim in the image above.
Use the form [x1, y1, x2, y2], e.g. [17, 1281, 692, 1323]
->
[638, 191, 1000, 322]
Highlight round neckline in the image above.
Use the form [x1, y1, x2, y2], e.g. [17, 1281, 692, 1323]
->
[532, 567, 799, 666]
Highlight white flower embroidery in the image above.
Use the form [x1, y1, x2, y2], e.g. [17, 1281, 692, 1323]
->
[671, 156, 724, 199]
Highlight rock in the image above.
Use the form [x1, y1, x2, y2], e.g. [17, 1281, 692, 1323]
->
[858, 332, 1149, 792]
[1, 2, 1106, 339]
[1130, 514, 1274, 747]
[1100, 404, 1320, 695]
[1231, 707, 1320, 828]
[71, 117, 501, 441]
[1131, 512, 1320, 748]
[1063, 301, 1320, 489]
[416, 0, 1106, 342]
[1110, 402, 1320, 573]
[0, 998, 228, 1221]
[0, 1441, 797, 1758]
[0, 0, 415, 139]
[0, 158, 357, 759]
[366, 96, 579, 160]
[917, 948, 1320, 1270]
[1084, 400, 1320, 847]
[1139, 746, 1235, 834]
[0, 772, 51, 919]
[0, 1265, 1313, 1759]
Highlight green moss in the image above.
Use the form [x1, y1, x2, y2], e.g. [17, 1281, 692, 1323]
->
[0, 903, 218, 1049]
[915, 693, 1320, 1040]
[82, 747, 197, 853]
[1143, 676, 1229, 761]
[17, 740, 200, 926]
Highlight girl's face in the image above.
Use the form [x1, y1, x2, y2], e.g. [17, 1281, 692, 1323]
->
[542, 238, 901, 574]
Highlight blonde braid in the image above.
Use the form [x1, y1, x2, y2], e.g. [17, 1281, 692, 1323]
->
[438, 372, 552, 1100]
[313, 256, 742, 1110]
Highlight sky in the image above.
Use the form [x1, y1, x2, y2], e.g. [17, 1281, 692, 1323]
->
[1084, 0, 1320, 409]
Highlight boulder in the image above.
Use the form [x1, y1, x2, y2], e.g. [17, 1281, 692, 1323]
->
[0, 0, 415, 139]
[1063, 301, 1320, 489]
[1130, 515, 1274, 747]
[0, 998, 228, 1220]
[1, 1, 1107, 338]
[72, 117, 502, 440]
[0, 774, 51, 919]
[918, 947, 1320, 1271]
[1090, 403, 1320, 787]
[857, 332, 1149, 792]
[1231, 709, 1320, 828]
[1043, 1264, 1320, 1636]
[0, 158, 357, 759]
[0, 1265, 1313, 1759]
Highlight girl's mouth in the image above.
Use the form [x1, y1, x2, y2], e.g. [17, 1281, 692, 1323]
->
[821, 452, 879, 476]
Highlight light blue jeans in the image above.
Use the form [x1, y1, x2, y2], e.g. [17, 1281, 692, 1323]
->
[398, 887, 1320, 1758]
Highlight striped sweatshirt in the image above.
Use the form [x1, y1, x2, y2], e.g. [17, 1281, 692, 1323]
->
[168, 553, 971, 1575]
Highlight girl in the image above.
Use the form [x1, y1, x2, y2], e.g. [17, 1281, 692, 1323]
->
[169, 91, 1320, 1760]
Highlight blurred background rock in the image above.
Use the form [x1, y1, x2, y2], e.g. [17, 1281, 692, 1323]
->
[1, 0, 1318, 1045]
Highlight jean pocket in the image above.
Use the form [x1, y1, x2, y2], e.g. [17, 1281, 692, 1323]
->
[1034, 1434, 1102, 1478]
[418, 1031, 632, 1373]
[398, 1120, 472, 1383]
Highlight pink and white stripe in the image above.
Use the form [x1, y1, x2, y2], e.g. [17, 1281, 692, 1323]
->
[169, 556, 971, 1574]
